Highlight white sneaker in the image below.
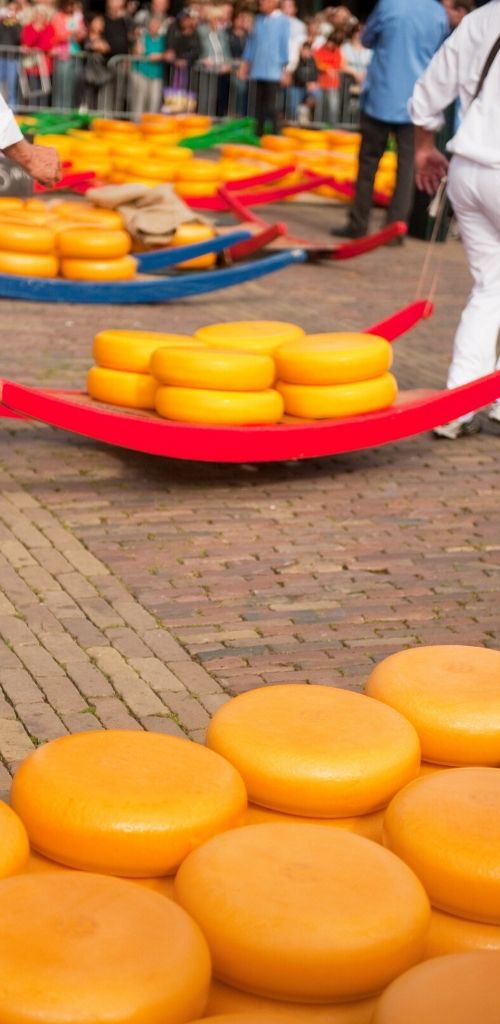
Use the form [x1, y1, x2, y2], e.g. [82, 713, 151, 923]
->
[433, 417, 481, 440]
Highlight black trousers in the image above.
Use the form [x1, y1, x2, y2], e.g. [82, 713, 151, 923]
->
[348, 112, 415, 234]
[253, 79, 281, 136]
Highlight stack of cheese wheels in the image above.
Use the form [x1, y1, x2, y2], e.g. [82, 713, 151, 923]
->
[0, 871, 211, 1024]
[175, 158, 223, 199]
[151, 345, 284, 426]
[382, 768, 500, 958]
[371, 951, 500, 1024]
[170, 222, 217, 270]
[88, 328, 201, 410]
[206, 683, 420, 842]
[10, 730, 247, 877]
[175, 823, 430, 1006]
[195, 319, 306, 356]
[56, 224, 135, 281]
[274, 332, 397, 419]
[0, 217, 58, 277]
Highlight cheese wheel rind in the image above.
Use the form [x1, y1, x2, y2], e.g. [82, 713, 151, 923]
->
[244, 803, 385, 844]
[205, 981, 377, 1023]
[275, 333, 393, 385]
[60, 255, 136, 281]
[276, 373, 398, 419]
[195, 320, 305, 355]
[93, 330, 198, 373]
[57, 228, 131, 259]
[425, 909, 500, 958]
[0, 801, 30, 878]
[155, 386, 284, 425]
[150, 347, 275, 391]
[0, 221, 55, 254]
[0, 251, 59, 277]
[371, 951, 500, 1024]
[87, 366, 158, 409]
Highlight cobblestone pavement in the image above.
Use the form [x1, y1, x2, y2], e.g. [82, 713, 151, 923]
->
[1, 201, 499, 799]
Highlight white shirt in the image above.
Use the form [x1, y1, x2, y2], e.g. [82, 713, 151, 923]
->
[0, 93, 23, 151]
[409, 0, 500, 168]
[286, 14, 307, 72]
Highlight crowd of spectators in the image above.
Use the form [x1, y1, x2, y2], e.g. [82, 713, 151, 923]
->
[0, 0, 474, 122]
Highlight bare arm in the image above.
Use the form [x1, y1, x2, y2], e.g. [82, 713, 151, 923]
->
[3, 139, 61, 187]
[414, 126, 448, 195]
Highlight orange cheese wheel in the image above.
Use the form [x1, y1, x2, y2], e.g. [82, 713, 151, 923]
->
[425, 909, 500, 958]
[365, 645, 500, 766]
[57, 228, 131, 259]
[175, 181, 219, 198]
[195, 320, 305, 356]
[0, 801, 29, 877]
[243, 803, 385, 844]
[93, 329, 198, 373]
[0, 197, 24, 211]
[149, 146, 193, 162]
[206, 684, 420, 817]
[176, 159, 221, 182]
[0, 871, 210, 1024]
[87, 366, 158, 409]
[175, 824, 430, 1003]
[261, 134, 297, 152]
[206, 981, 377, 1023]
[11, 729, 247, 876]
[276, 373, 398, 419]
[150, 346, 275, 391]
[171, 223, 216, 270]
[0, 251, 58, 277]
[92, 117, 140, 135]
[0, 220, 55, 254]
[25, 849, 176, 897]
[274, 333, 393, 385]
[371, 951, 500, 1024]
[60, 255, 136, 281]
[383, 768, 500, 924]
[155, 386, 284, 425]
[53, 202, 124, 229]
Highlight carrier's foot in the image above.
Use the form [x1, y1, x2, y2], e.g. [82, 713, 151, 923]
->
[433, 416, 482, 440]
[330, 224, 364, 239]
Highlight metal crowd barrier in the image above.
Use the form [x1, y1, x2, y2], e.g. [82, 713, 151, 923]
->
[0, 43, 360, 127]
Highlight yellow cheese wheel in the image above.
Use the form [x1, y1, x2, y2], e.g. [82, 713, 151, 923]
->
[53, 202, 124, 229]
[92, 117, 140, 135]
[371, 951, 500, 1024]
[171, 222, 216, 269]
[57, 228, 131, 259]
[93, 329, 198, 373]
[195, 320, 305, 356]
[206, 684, 420, 817]
[365, 645, 500, 766]
[383, 768, 500, 924]
[0, 251, 58, 277]
[149, 145, 193, 162]
[0, 871, 210, 1024]
[87, 366, 158, 409]
[206, 981, 377, 1023]
[151, 346, 275, 391]
[425, 909, 500, 958]
[11, 729, 247, 876]
[0, 220, 55, 254]
[275, 333, 393, 385]
[155, 386, 284, 425]
[60, 255, 137, 281]
[176, 159, 221, 182]
[243, 802, 385, 844]
[0, 197, 24, 211]
[175, 181, 219, 198]
[0, 801, 29, 877]
[276, 373, 398, 419]
[175, 824, 430, 1002]
[26, 849, 176, 898]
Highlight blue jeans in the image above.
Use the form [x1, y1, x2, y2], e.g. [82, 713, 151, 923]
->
[0, 57, 18, 108]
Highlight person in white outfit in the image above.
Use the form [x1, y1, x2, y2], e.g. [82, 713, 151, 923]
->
[409, 0, 500, 439]
[0, 92, 60, 186]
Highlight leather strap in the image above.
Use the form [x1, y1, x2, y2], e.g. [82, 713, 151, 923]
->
[473, 33, 500, 100]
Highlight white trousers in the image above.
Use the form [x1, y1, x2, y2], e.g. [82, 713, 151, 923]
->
[447, 156, 500, 396]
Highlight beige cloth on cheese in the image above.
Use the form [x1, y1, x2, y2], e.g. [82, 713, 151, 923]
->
[85, 183, 212, 247]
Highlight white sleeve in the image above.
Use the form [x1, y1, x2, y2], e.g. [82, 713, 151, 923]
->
[0, 93, 23, 150]
[408, 30, 461, 132]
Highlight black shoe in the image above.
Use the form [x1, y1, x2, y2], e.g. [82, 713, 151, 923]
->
[330, 225, 365, 239]
[384, 235, 405, 248]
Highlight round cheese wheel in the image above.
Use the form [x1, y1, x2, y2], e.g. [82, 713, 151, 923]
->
[371, 951, 500, 1024]
[151, 347, 275, 391]
[0, 220, 56, 254]
[0, 801, 29, 877]
[0, 250, 58, 277]
[206, 684, 420, 817]
[57, 228, 131, 259]
[171, 223, 216, 270]
[365, 646, 500, 766]
[274, 333, 392, 385]
[150, 146, 193, 162]
[11, 729, 247, 876]
[0, 871, 210, 1024]
[425, 909, 500, 958]
[26, 849, 176, 898]
[206, 981, 377, 1023]
[0, 197, 24, 211]
[175, 824, 430, 1003]
[175, 181, 219, 198]
[383, 768, 500, 924]
[276, 373, 398, 419]
[60, 255, 136, 281]
[155, 386, 284, 425]
[176, 159, 221, 182]
[87, 366, 158, 409]
[93, 117, 140, 134]
[244, 803, 385, 844]
[195, 320, 305, 356]
[53, 202, 124, 229]
[93, 329, 198, 373]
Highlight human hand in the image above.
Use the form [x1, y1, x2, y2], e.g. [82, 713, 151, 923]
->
[415, 145, 448, 194]
[26, 144, 62, 186]
[281, 69, 291, 87]
[237, 60, 248, 81]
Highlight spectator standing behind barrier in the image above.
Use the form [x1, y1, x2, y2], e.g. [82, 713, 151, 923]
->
[131, 15, 165, 113]
[52, 0, 87, 108]
[341, 17, 371, 84]
[198, 5, 231, 116]
[228, 8, 251, 115]
[0, 0, 21, 108]
[333, 0, 448, 242]
[314, 28, 346, 126]
[292, 38, 319, 124]
[104, 0, 130, 57]
[410, 0, 500, 440]
[165, 10, 201, 69]
[20, 5, 56, 106]
[81, 13, 111, 109]
[239, 0, 290, 137]
[134, 0, 170, 36]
